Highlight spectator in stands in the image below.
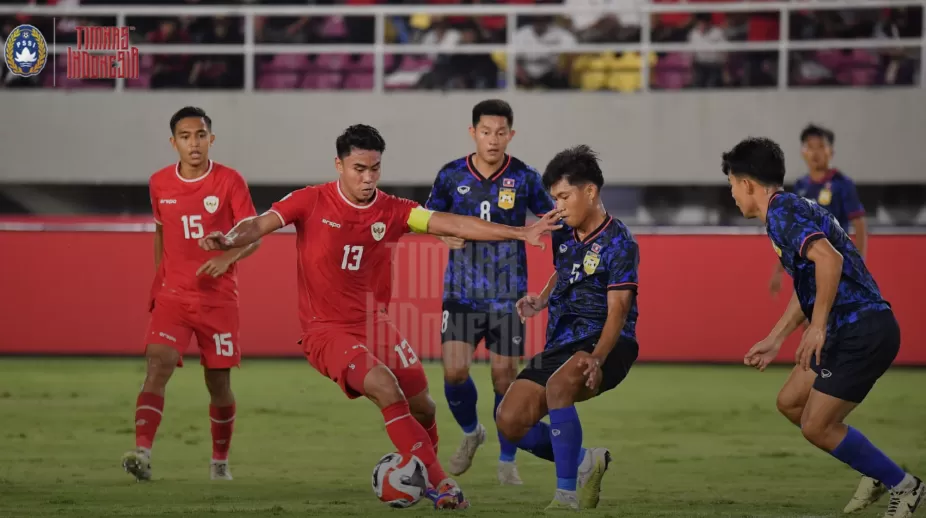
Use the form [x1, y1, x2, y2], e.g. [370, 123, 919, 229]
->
[688, 13, 726, 88]
[873, 8, 921, 86]
[148, 19, 194, 89]
[566, 0, 642, 43]
[514, 15, 576, 90]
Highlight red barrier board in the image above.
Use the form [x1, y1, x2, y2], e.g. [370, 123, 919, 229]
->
[0, 230, 923, 365]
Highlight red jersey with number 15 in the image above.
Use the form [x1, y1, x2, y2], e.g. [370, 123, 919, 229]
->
[150, 161, 257, 307]
[269, 181, 420, 331]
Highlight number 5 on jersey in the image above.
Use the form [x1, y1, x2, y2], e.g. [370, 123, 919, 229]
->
[341, 245, 364, 270]
[182, 214, 203, 239]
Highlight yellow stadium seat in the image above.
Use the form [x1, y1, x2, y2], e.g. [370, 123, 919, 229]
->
[410, 14, 431, 31]
[492, 51, 507, 71]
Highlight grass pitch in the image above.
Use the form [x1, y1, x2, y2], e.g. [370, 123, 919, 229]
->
[0, 359, 924, 517]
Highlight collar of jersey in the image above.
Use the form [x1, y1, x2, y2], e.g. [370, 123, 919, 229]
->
[334, 180, 378, 209]
[174, 160, 214, 183]
[572, 214, 613, 246]
[465, 153, 511, 183]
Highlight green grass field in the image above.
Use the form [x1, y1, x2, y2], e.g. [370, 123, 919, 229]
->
[0, 359, 924, 517]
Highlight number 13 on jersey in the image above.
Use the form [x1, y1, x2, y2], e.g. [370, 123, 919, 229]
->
[341, 245, 364, 270]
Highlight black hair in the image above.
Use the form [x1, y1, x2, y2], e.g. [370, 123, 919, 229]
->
[472, 99, 514, 128]
[335, 124, 386, 159]
[800, 123, 835, 146]
[721, 137, 786, 187]
[170, 106, 211, 135]
[542, 145, 605, 190]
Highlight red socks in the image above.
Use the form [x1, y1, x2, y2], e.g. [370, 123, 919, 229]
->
[135, 392, 164, 450]
[382, 401, 447, 488]
[209, 404, 236, 461]
[423, 418, 439, 455]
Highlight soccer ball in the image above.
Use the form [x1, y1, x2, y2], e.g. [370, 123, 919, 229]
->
[371, 452, 428, 508]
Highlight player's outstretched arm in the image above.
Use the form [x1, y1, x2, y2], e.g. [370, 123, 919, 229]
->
[199, 212, 282, 252]
[420, 207, 564, 249]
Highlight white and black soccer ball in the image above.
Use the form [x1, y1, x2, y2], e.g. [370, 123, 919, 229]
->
[371, 452, 428, 508]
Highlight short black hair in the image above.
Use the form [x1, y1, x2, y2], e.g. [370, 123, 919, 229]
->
[800, 123, 834, 146]
[170, 106, 211, 135]
[542, 145, 605, 191]
[335, 124, 386, 159]
[721, 137, 786, 187]
[472, 99, 513, 128]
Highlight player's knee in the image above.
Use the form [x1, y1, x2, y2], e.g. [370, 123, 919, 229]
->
[443, 364, 471, 385]
[204, 368, 233, 401]
[494, 400, 524, 442]
[776, 391, 804, 426]
[362, 364, 406, 409]
[545, 368, 583, 409]
[799, 412, 833, 448]
[490, 365, 517, 395]
[408, 392, 436, 425]
[143, 344, 178, 386]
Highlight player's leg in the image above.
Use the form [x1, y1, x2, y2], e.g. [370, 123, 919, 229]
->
[485, 310, 525, 485]
[195, 305, 241, 481]
[544, 338, 638, 510]
[799, 313, 921, 517]
[776, 365, 816, 427]
[440, 304, 488, 476]
[124, 301, 193, 481]
[495, 379, 552, 461]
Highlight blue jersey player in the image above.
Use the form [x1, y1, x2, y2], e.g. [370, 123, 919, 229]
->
[495, 145, 639, 510]
[769, 124, 868, 297]
[724, 137, 922, 518]
[425, 99, 556, 484]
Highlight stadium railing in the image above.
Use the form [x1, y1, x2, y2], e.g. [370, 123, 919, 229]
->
[3, 0, 924, 92]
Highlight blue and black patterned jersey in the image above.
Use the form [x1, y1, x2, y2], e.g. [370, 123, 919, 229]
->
[793, 169, 865, 230]
[426, 154, 555, 313]
[545, 215, 639, 350]
[766, 192, 889, 333]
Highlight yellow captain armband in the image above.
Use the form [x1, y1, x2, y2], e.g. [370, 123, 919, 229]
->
[407, 206, 433, 234]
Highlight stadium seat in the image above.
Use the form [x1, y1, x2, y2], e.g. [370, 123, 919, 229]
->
[269, 54, 312, 72]
[344, 72, 375, 90]
[321, 16, 348, 39]
[316, 53, 350, 72]
[579, 56, 608, 91]
[345, 54, 375, 72]
[653, 52, 691, 90]
[259, 74, 300, 89]
[301, 72, 342, 89]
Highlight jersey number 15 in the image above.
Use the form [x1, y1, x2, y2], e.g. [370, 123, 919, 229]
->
[182, 215, 204, 239]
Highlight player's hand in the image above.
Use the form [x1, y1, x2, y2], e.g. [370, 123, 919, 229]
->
[522, 209, 564, 250]
[199, 231, 233, 252]
[196, 255, 235, 278]
[516, 294, 546, 323]
[768, 270, 783, 297]
[439, 236, 466, 249]
[576, 352, 603, 391]
[796, 323, 826, 371]
[743, 337, 782, 372]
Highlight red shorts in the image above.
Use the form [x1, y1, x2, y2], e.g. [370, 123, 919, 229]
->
[145, 298, 241, 369]
[301, 321, 428, 400]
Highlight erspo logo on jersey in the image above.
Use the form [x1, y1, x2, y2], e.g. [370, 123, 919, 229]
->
[67, 26, 139, 80]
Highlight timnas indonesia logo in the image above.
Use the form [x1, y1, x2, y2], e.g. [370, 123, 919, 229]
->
[4, 24, 139, 80]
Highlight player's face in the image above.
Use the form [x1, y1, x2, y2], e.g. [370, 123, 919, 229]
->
[801, 136, 832, 171]
[549, 179, 596, 228]
[336, 148, 382, 204]
[469, 116, 514, 165]
[170, 117, 214, 167]
[728, 174, 758, 218]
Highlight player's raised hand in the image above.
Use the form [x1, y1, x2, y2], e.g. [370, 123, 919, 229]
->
[516, 294, 546, 323]
[523, 209, 565, 249]
[439, 236, 466, 249]
[199, 231, 233, 252]
[196, 256, 234, 278]
[795, 323, 826, 371]
[743, 337, 782, 372]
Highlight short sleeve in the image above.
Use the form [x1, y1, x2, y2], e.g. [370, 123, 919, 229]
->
[608, 240, 639, 291]
[526, 168, 555, 217]
[268, 187, 319, 227]
[149, 179, 161, 224]
[768, 198, 826, 258]
[840, 177, 866, 221]
[425, 169, 452, 212]
[228, 171, 258, 224]
[389, 196, 420, 237]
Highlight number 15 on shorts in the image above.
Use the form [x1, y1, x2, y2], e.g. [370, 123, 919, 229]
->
[213, 332, 234, 356]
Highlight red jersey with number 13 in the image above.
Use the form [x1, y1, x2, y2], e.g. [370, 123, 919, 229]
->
[149, 161, 257, 307]
[269, 181, 419, 331]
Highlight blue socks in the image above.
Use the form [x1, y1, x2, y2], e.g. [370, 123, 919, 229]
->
[445, 377, 479, 434]
[831, 426, 906, 488]
[550, 406, 583, 492]
[495, 392, 518, 462]
[517, 421, 556, 461]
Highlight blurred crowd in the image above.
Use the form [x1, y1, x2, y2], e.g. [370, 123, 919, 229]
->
[2, 0, 922, 90]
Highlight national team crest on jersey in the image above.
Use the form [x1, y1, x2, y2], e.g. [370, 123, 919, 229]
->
[371, 222, 386, 241]
[203, 195, 220, 214]
[5, 25, 48, 78]
[818, 184, 832, 206]
[498, 188, 516, 210]
[502, 178, 516, 188]
[591, 243, 602, 253]
[583, 250, 600, 275]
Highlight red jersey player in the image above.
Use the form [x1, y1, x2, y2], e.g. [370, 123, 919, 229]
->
[122, 107, 260, 483]
[200, 125, 562, 509]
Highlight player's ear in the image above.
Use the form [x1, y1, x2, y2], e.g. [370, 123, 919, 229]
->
[468, 126, 476, 140]
[508, 129, 516, 141]
[335, 156, 343, 175]
[209, 133, 216, 145]
[169, 136, 177, 151]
